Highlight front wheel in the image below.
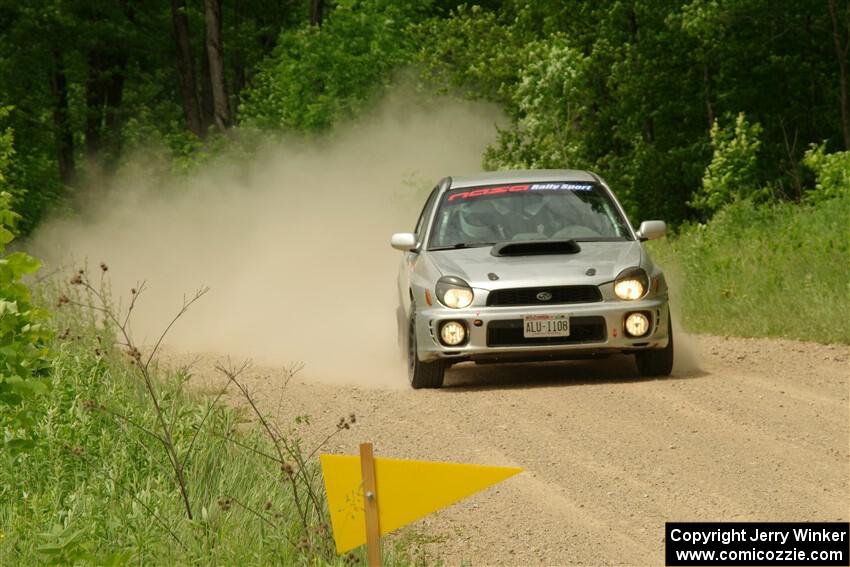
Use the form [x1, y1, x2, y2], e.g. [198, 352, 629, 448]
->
[635, 314, 674, 377]
[408, 316, 445, 389]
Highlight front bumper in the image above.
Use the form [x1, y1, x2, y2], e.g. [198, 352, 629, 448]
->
[414, 297, 670, 363]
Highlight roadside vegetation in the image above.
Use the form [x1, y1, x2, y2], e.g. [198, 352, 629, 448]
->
[2, 136, 411, 564]
[648, 136, 850, 345]
[650, 194, 850, 345]
[1, 261, 419, 565]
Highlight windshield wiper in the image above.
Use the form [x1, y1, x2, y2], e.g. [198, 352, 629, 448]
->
[429, 242, 496, 251]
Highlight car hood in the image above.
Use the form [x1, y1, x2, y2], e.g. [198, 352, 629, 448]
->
[428, 241, 643, 290]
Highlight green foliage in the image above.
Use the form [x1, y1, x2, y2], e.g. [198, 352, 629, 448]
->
[2, 0, 846, 229]
[648, 193, 850, 344]
[1, 339, 296, 564]
[0, 107, 16, 196]
[482, 38, 591, 170]
[0, 0, 304, 231]
[802, 144, 850, 203]
[1, 296, 422, 565]
[690, 113, 763, 216]
[240, 0, 421, 132]
[420, 0, 845, 224]
[0, 133, 52, 448]
[420, 2, 706, 223]
[0, 266, 432, 565]
[416, 4, 526, 103]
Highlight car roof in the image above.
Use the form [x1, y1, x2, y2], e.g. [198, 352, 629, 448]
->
[448, 169, 597, 190]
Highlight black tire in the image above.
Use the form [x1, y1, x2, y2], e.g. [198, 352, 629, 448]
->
[407, 316, 445, 389]
[635, 313, 674, 377]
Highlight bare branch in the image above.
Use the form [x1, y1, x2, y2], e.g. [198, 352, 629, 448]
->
[144, 286, 210, 370]
[71, 269, 208, 522]
[226, 494, 278, 530]
[214, 360, 312, 534]
[207, 429, 284, 464]
[122, 280, 146, 330]
[98, 404, 167, 445]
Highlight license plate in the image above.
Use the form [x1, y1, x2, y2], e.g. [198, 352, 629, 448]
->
[523, 314, 570, 338]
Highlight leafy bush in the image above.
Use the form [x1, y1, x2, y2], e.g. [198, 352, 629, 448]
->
[482, 38, 591, 171]
[802, 144, 850, 203]
[240, 0, 420, 132]
[690, 112, 763, 217]
[0, 120, 52, 450]
[416, 4, 526, 103]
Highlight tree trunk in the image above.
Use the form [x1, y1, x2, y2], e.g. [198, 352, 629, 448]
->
[230, 1, 245, 115]
[200, 41, 215, 131]
[310, 0, 324, 26]
[103, 56, 126, 158]
[85, 49, 106, 158]
[85, 49, 127, 163]
[703, 62, 714, 129]
[170, 0, 204, 138]
[627, 4, 655, 144]
[51, 50, 75, 186]
[828, 0, 850, 150]
[203, 0, 230, 130]
[232, 62, 245, 113]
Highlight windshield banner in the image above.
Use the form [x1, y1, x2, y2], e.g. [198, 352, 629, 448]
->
[447, 183, 594, 202]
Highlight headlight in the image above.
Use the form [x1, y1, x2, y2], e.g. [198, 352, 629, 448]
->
[614, 267, 649, 300]
[435, 276, 474, 309]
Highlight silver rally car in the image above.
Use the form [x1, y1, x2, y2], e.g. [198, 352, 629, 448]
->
[391, 169, 673, 389]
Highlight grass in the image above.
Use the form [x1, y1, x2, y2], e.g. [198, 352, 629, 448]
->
[647, 193, 850, 344]
[0, 273, 423, 566]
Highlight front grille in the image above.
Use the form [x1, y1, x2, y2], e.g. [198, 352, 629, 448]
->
[487, 316, 607, 347]
[486, 285, 602, 307]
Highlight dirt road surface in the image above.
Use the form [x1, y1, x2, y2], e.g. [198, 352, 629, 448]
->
[185, 334, 849, 566]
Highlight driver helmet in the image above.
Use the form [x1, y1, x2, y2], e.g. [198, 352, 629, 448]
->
[543, 193, 583, 224]
[458, 200, 499, 240]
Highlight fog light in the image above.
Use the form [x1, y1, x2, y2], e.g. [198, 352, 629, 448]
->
[625, 312, 650, 337]
[440, 321, 466, 346]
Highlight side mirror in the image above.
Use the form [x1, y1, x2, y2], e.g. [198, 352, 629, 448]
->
[390, 232, 417, 251]
[636, 220, 666, 241]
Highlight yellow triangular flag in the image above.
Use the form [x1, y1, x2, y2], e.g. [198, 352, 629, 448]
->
[320, 454, 522, 554]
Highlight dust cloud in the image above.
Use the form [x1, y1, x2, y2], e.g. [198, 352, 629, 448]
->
[30, 93, 503, 388]
[671, 317, 702, 375]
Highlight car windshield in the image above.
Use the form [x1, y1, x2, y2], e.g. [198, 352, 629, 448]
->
[428, 182, 632, 250]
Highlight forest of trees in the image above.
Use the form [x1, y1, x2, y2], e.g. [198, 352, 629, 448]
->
[0, 0, 847, 232]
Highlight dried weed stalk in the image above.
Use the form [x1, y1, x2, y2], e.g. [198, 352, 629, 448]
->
[63, 265, 206, 520]
[60, 265, 354, 560]
[215, 359, 355, 557]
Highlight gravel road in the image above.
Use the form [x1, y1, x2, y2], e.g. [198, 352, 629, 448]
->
[186, 334, 849, 566]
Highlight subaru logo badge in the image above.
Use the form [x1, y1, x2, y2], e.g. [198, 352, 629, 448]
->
[536, 291, 553, 301]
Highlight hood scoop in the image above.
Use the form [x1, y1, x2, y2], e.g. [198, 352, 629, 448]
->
[491, 239, 581, 257]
